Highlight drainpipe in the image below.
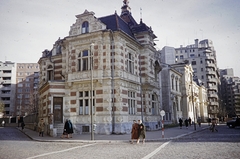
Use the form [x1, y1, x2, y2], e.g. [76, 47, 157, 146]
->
[139, 54, 144, 122]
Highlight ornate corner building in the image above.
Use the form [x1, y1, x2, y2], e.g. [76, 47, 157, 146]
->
[38, 1, 162, 134]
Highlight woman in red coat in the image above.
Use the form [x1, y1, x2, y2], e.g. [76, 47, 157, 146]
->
[131, 120, 139, 143]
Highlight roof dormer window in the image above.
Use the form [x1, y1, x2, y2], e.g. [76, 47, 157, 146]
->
[82, 21, 89, 33]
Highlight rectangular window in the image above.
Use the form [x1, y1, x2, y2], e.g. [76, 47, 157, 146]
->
[79, 100, 83, 115]
[128, 91, 136, 115]
[192, 61, 196, 65]
[180, 55, 184, 59]
[127, 53, 134, 74]
[190, 54, 195, 58]
[85, 99, 89, 115]
[151, 94, 157, 115]
[79, 90, 95, 115]
[78, 50, 90, 71]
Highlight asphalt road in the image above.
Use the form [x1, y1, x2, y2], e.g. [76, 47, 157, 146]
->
[0, 125, 239, 159]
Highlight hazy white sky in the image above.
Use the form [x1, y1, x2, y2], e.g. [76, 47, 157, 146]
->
[0, 0, 239, 77]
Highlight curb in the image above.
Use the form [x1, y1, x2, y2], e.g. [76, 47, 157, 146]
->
[17, 126, 209, 143]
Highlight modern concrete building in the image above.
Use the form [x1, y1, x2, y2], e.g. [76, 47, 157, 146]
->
[220, 69, 240, 118]
[38, 0, 162, 135]
[0, 61, 16, 117]
[15, 63, 39, 116]
[161, 39, 220, 119]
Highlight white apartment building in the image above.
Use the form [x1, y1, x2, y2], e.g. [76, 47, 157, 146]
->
[0, 61, 16, 116]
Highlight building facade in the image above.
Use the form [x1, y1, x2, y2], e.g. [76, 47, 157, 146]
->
[38, 1, 162, 135]
[220, 69, 240, 118]
[161, 39, 220, 119]
[0, 61, 16, 116]
[15, 63, 39, 116]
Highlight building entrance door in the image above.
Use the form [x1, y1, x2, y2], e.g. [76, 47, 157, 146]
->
[53, 97, 63, 123]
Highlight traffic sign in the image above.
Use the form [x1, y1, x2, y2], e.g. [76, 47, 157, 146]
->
[160, 110, 165, 116]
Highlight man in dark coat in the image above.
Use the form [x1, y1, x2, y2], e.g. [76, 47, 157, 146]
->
[184, 118, 189, 129]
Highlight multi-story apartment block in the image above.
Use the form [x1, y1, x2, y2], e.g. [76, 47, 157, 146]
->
[15, 63, 39, 116]
[0, 61, 16, 116]
[38, 0, 162, 135]
[220, 69, 240, 118]
[161, 39, 220, 118]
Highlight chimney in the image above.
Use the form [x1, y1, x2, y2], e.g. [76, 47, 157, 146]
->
[195, 39, 199, 48]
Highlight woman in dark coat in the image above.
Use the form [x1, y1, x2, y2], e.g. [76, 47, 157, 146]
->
[131, 120, 139, 143]
[179, 118, 183, 129]
[64, 119, 70, 138]
[137, 120, 146, 144]
[185, 118, 189, 129]
[68, 120, 73, 138]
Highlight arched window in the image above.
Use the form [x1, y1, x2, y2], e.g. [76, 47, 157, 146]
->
[175, 78, 178, 91]
[171, 77, 174, 90]
[82, 21, 89, 33]
[78, 50, 90, 71]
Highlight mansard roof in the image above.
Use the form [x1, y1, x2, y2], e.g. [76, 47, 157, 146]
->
[99, 13, 135, 39]
[99, 13, 157, 40]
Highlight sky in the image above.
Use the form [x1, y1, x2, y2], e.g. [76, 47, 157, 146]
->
[0, 0, 240, 77]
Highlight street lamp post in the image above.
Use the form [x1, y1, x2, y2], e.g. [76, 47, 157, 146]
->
[90, 43, 94, 140]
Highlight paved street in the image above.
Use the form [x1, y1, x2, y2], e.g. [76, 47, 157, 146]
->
[0, 124, 239, 159]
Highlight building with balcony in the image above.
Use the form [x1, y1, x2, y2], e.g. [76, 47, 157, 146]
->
[161, 39, 220, 118]
[0, 61, 16, 116]
[38, 0, 162, 135]
[220, 69, 240, 118]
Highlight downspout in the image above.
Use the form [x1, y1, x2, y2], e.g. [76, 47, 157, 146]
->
[109, 29, 115, 134]
[139, 54, 144, 122]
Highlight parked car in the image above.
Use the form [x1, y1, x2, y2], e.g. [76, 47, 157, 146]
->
[227, 117, 240, 128]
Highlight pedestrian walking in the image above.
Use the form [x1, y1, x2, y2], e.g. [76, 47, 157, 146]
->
[63, 119, 72, 138]
[1, 120, 5, 127]
[68, 119, 73, 138]
[130, 120, 139, 143]
[137, 120, 146, 144]
[38, 118, 45, 137]
[21, 121, 25, 130]
[197, 117, 201, 127]
[184, 118, 189, 129]
[179, 118, 183, 129]
[188, 117, 192, 126]
[210, 118, 218, 132]
[208, 118, 212, 126]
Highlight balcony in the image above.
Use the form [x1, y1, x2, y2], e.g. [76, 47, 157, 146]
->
[206, 70, 216, 75]
[207, 85, 218, 90]
[209, 101, 219, 106]
[207, 78, 218, 84]
[205, 56, 215, 61]
[205, 62, 216, 68]
[208, 93, 218, 98]
[208, 109, 219, 114]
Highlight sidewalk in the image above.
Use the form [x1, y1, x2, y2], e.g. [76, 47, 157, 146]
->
[18, 123, 209, 143]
